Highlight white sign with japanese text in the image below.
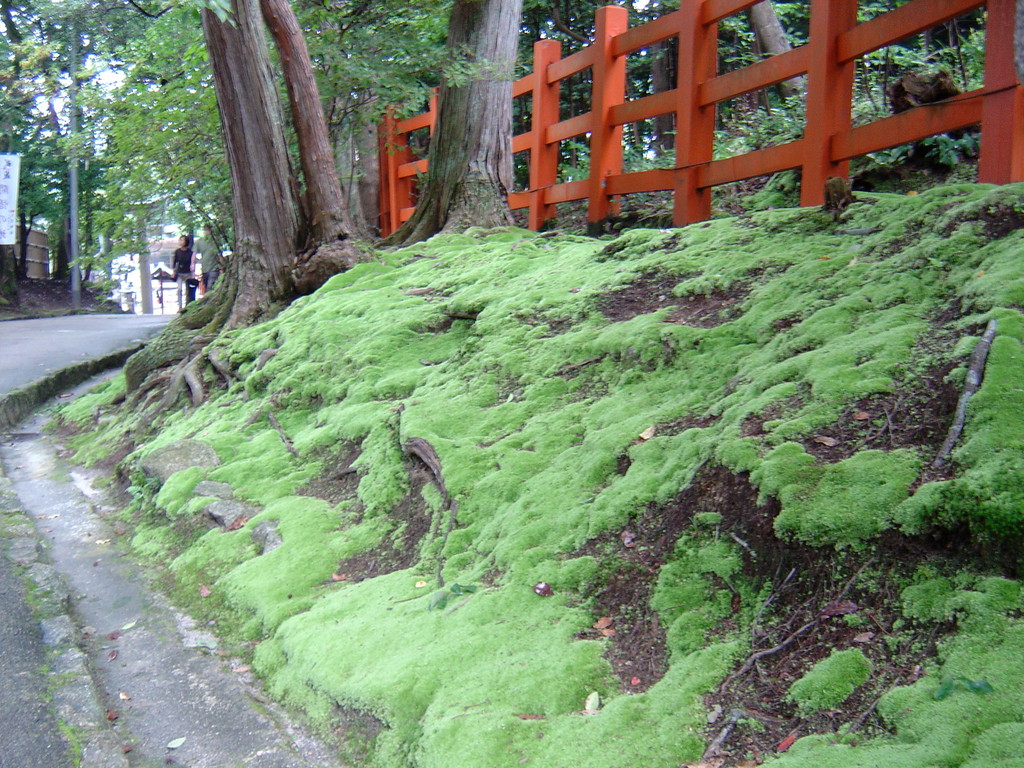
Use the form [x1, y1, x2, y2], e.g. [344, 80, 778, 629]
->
[0, 154, 20, 244]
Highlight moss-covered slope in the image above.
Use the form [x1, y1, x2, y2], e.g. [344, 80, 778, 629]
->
[60, 183, 1024, 768]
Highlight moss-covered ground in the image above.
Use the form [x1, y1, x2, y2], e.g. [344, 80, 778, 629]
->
[57, 183, 1024, 767]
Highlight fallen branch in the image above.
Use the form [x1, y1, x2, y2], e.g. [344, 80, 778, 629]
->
[701, 708, 744, 760]
[267, 411, 300, 457]
[934, 319, 998, 468]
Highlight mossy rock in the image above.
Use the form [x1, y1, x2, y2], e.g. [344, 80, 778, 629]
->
[787, 648, 873, 715]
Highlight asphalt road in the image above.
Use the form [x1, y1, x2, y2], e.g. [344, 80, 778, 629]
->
[0, 313, 168, 767]
[0, 313, 170, 392]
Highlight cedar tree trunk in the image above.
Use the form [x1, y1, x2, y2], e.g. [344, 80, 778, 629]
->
[1017, 0, 1024, 85]
[390, 0, 524, 244]
[749, 1, 803, 99]
[260, 0, 351, 245]
[202, 0, 298, 328]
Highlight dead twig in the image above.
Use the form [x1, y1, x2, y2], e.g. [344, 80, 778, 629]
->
[267, 411, 300, 457]
[701, 708, 744, 760]
[934, 319, 998, 468]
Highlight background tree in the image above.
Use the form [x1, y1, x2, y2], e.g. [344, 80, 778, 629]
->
[389, 0, 525, 244]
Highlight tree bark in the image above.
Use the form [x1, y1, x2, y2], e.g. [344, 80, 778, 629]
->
[1016, 0, 1024, 86]
[260, 0, 351, 245]
[389, 0, 524, 245]
[749, 1, 803, 99]
[202, 0, 299, 328]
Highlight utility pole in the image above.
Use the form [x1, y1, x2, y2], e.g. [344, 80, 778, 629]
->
[69, 21, 81, 310]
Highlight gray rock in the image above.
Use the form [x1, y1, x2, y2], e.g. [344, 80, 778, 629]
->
[52, 676, 104, 728]
[7, 536, 39, 565]
[81, 731, 130, 768]
[27, 562, 71, 609]
[53, 647, 89, 676]
[139, 439, 221, 485]
[251, 521, 283, 554]
[206, 499, 259, 529]
[40, 615, 76, 646]
[194, 480, 235, 499]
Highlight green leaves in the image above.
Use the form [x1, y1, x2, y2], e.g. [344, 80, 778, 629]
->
[427, 583, 478, 611]
[933, 676, 994, 701]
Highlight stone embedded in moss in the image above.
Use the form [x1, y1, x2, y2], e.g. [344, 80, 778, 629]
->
[787, 648, 873, 715]
[139, 439, 222, 485]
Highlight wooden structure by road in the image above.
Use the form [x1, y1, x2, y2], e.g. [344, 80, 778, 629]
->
[379, 0, 1024, 236]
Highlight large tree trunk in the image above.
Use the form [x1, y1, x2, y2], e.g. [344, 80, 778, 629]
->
[202, 0, 298, 328]
[1016, 0, 1024, 85]
[749, 1, 803, 99]
[355, 120, 380, 235]
[390, 0, 524, 245]
[260, 0, 351, 246]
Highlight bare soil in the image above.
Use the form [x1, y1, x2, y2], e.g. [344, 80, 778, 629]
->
[0, 276, 122, 320]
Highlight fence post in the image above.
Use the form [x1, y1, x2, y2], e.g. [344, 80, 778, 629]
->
[587, 5, 629, 234]
[379, 110, 414, 237]
[673, 2, 717, 226]
[529, 39, 562, 230]
[801, 0, 857, 206]
[978, 0, 1024, 183]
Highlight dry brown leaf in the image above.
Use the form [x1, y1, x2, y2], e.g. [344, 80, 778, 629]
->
[853, 631, 875, 643]
[621, 529, 637, 548]
[638, 425, 657, 441]
[227, 516, 248, 531]
[599, 628, 616, 637]
[853, 411, 871, 421]
[515, 713, 544, 720]
[199, 584, 212, 598]
[234, 665, 252, 674]
[119, 691, 132, 701]
[813, 435, 839, 447]
[107, 650, 118, 661]
[821, 599, 859, 617]
[415, 580, 428, 588]
[593, 616, 613, 630]
[332, 572, 348, 582]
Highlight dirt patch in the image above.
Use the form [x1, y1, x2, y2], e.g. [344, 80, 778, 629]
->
[596, 271, 686, 322]
[331, 457, 436, 584]
[942, 201, 1024, 240]
[703, 555, 950, 764]
[576, 465, 779, 691]
[664, 288, 747, 328]
[801, 362, 959, 464]
[596, 270, 750, 327]
[1, 277, 121, 319]
[295, 444, 363, 507]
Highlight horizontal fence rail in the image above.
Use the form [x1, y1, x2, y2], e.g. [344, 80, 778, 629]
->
[379, 0, 1024, 237]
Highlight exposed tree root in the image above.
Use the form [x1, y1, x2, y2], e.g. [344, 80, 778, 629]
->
[934, 318, 998, 468]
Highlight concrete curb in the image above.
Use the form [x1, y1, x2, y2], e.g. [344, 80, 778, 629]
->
[0, 350, 145, 766]
[0, 470, 130, 768]
[0, 345, 142, 431]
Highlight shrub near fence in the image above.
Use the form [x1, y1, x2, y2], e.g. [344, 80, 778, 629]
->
[378, 0, 1024, 237]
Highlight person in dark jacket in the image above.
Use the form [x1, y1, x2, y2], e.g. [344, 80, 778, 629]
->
[171, 235, 196, 309]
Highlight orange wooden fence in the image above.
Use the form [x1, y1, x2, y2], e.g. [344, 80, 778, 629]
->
[378, 0, 1024, 237]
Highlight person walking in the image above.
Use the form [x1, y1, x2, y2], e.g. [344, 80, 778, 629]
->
[171, 235, 196, 310]
[193, 224, 221, 292]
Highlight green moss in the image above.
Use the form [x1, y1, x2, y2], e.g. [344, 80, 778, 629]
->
[54, 184, 1024, 768]
[787, 648, 873, 715]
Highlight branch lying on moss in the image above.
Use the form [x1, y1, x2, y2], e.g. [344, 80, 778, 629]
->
[933, 318, 998, 468]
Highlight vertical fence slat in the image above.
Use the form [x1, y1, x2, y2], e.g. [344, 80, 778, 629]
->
[801, 0, 858, 206]
[381, 1, 1023, 234]
[587, 5, 629, 231]
[979, 0, 1024, 183]
[673, 1, 718, 226]
[530, 39, 562, 230]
